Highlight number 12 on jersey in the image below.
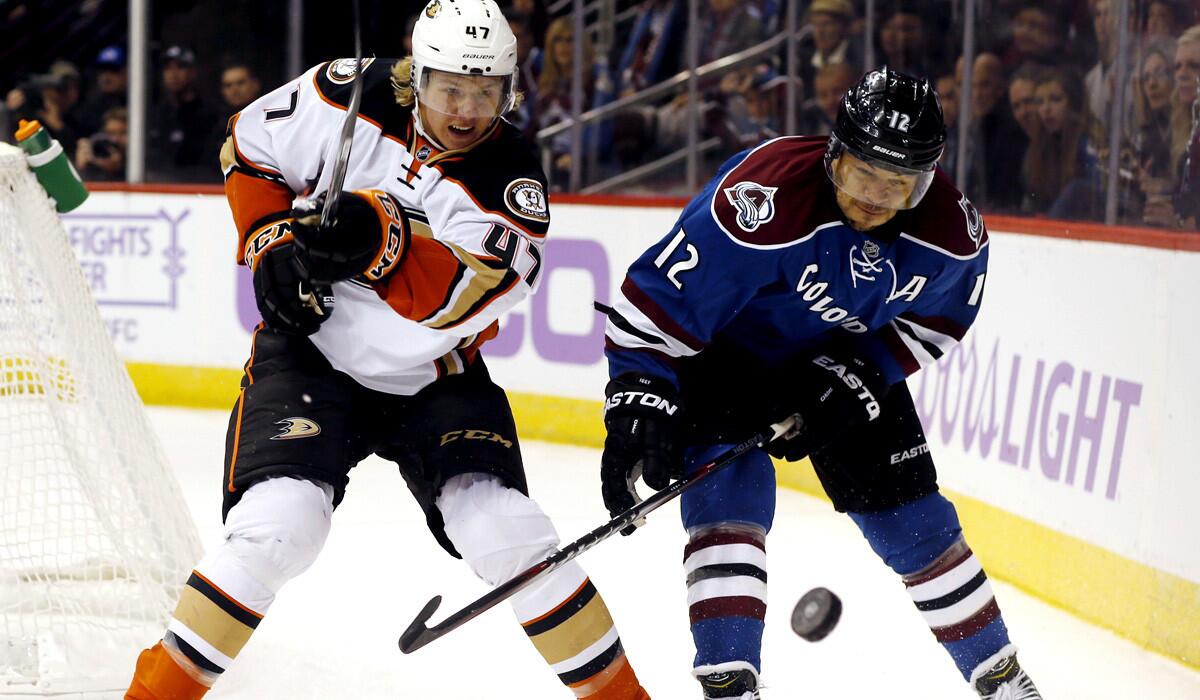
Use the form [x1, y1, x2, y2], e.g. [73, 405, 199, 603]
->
[653, 229, 699, 290]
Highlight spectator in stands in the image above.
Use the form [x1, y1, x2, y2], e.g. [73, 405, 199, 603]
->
[1143, 0, 1192, 40]
[507, 11, 542, 137]
[935, 72, 959, 171]
[1001, 1, 1070, 71]
[1008, 63, 1042, 139]
[616, 0, 686, 96]
[797, 61, 858, 136]
[537, 16, 615, 189]
[147, 45, 221, 183]
[4, 66, 82, 158]
[798, 0, 861, 93]
[1131, 38, 1178, 224]
[220, 63, 262, 118]
[506, 0, 549, 51]
[958, 52, 1028, 211]
[79, 45, 127, 136]
[1143, 24, 1200, 227]
[1022, 66, 1100, 216]
[699, 0, 766, 66]
[1132, 39, 1177, 181]
[75, 106, 128, 182]
[1085, 0, 1135, 131]
[875, 1, 943, 80]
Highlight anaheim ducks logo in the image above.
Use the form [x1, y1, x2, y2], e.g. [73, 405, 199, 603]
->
[425, 0, 441, 18]
[504, 178, 549, 222]
[271, 417, 322, 440]
[326, 57, 375, 84]
[723, 181, 778, 232]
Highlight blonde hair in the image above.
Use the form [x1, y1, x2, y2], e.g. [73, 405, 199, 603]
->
[538, 17, 594, 97]
[1169, 25, 1200, 173]
[390, 56, 523, 110]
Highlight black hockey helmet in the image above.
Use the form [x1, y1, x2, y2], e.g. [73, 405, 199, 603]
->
[825, 66, 946, 209]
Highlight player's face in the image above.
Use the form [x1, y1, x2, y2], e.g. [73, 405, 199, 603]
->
[418, 69, 511, 149]
[830, 151, 922, 229]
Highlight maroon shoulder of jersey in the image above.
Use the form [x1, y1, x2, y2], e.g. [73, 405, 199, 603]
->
[902, 169, 989, 257]
[710, 136, 838, 247]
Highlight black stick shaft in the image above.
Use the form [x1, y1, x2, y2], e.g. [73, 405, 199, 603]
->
[319, 0, 363, 229]
[398, 418, 795, 653]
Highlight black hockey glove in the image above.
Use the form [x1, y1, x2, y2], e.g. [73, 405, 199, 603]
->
[252, 241, 335, 336]
[601, 374, 684, 520]
[766, 347, 890, 462]
[291, 189, 409, 285]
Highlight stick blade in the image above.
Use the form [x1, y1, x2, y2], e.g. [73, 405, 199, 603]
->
[398, 595, 443, 654]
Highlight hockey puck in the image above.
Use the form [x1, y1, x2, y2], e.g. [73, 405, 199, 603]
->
[790, 587, 842, 642]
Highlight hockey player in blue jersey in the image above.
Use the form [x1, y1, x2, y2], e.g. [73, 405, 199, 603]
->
[599, 68, 1043, 699]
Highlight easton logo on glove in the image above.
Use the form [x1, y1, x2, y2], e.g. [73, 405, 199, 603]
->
[811, 354, 882, 420]
[605, 391, 680, 415]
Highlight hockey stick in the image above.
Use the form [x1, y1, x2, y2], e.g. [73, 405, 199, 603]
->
[398, 415, 798, 654]
[319, 0, 364, 229]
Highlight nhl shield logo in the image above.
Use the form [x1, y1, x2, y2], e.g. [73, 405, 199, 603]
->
[415, 145, 432, 161]
[863, 241, 881, 258]
[723, 181, 778, 233]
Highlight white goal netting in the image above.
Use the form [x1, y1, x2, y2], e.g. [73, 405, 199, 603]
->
[0, 142, 202, 695]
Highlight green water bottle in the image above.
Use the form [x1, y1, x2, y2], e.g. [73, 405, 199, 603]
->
[14, 119, 90, 213]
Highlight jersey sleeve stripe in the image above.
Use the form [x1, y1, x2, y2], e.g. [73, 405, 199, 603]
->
[889, 318, 941, 368]
[619, 277, 705, 352]
[310, 67, 386, 133]
[599, 304, 669, 347]
[603, 338, 682, 369]
[898, 311, 968, 341]
[894, 314, 960, 356]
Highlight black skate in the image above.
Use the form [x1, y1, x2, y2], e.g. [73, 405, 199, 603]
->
[971, 647, 1043, 700]
[695, 661, 761, 700]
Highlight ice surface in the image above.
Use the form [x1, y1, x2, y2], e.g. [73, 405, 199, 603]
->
[147, 407, 1200, 699]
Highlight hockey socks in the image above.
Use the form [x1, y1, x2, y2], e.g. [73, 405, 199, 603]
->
[517, 575, 649, 699]
[684, 524, 768, 673]
[850, 492, 1012, 681]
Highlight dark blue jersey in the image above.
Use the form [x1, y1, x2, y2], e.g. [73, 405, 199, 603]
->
[604, 136, 989, 387]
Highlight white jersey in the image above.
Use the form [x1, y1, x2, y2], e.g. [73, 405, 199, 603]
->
[221, 59, 548, 395]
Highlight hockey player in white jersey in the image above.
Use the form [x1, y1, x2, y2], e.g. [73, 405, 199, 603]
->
[600, 69, 1042, 699]
[126, 2, 649, 698]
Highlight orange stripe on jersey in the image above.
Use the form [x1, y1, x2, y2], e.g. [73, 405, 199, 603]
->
[227, 390, 247, 494]
[226, 171, 293, 264]
[371, 236, 469, 322]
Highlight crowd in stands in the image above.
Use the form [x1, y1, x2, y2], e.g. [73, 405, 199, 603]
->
[2, 0, 1198, 230]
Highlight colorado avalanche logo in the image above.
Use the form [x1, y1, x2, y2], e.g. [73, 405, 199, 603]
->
[958, 194, 984, 249]
[723, 181, 778, 233]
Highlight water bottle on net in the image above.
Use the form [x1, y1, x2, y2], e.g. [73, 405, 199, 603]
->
[14, 118, 90, 213]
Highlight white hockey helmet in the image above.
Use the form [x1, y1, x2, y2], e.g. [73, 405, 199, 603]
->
[411, 0, 519, 118]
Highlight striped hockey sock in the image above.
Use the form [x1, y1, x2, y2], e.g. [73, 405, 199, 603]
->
[684, 524, 768, 672]
[516, 567, 648, 699]
[126, 563, 272, 699]
[903, 539, 1011, 680]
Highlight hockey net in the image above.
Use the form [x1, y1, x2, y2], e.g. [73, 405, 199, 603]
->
[0, 142, 201, 694]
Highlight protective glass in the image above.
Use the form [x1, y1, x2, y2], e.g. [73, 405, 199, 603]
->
[824, 136, 937, 210]
[416, 67, 514, 119]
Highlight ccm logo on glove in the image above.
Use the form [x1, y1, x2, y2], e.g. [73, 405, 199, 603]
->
[811, 355, 881, 421]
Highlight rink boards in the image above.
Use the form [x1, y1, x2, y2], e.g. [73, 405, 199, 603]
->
[73, 186, 1200, 669]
